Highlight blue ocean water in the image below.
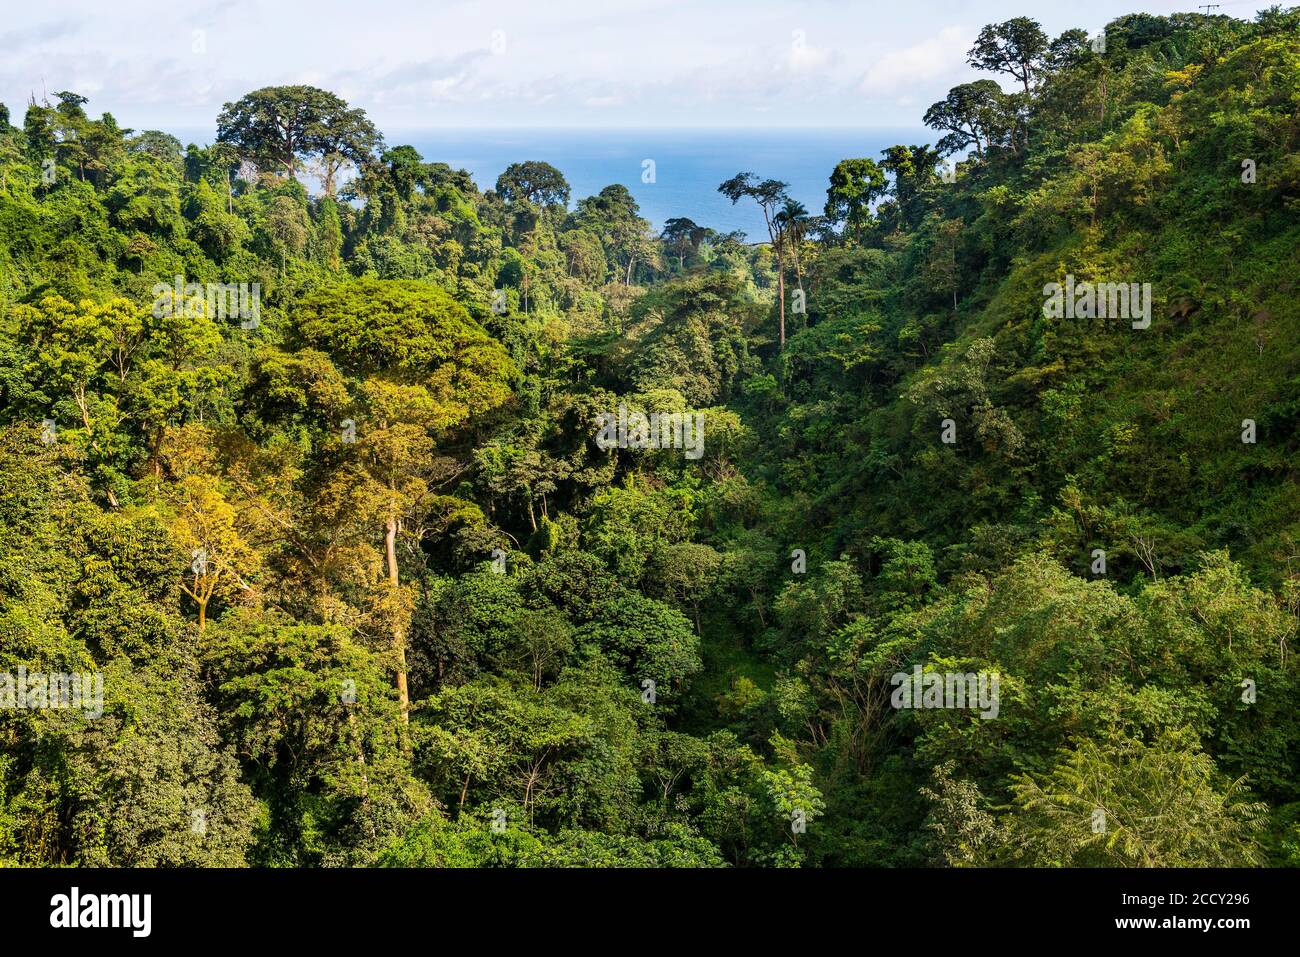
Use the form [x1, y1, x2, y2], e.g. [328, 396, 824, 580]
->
[396, 127, 929, 238]
[174, 126, 930, 238]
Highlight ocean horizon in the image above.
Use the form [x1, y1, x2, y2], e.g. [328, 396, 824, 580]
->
[173, 126, 931, 237]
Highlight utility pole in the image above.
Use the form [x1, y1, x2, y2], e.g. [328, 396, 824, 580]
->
[1197, 4, 1220, 13]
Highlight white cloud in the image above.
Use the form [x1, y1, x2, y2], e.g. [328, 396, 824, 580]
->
[7, 1, 1171, 129]
[782, 30, 835, 74]
[858, 25, 972, 97]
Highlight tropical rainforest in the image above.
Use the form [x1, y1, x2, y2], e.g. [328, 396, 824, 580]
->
[1, 8, 1298, 868]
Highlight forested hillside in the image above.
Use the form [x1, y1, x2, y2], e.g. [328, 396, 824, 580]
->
[1, 8, 1297, 867]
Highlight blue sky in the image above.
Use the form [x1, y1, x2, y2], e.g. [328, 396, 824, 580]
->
[0, 0, 1281, 134]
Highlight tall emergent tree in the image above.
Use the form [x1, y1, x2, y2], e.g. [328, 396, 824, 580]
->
[495, 161, 571, 209]
[824, 158, 887, 244]
[923, 80, 1009, 158]
[966, 17, 1050, 95]
[660, 217, 705, 270]
[293, 279, 515, 722]
[216, 85, 380, 183]
[718, 172, 792, 348]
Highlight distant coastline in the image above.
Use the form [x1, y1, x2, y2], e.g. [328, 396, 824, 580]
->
[167, 126, 929, 236]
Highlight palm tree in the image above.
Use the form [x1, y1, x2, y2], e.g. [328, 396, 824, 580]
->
[719, 173, 792, 348]
[774, 198, 810, 314]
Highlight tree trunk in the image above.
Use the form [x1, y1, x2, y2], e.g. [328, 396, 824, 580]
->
[283, 134, 296, 181]
[777, 267, 786, 349]
[764, 209, 786, 351]
[318, 569, 330, 625]
[386, 514, 410, 723]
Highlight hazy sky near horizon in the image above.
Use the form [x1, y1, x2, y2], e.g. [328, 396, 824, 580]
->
[0, 0, 1280, 134]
